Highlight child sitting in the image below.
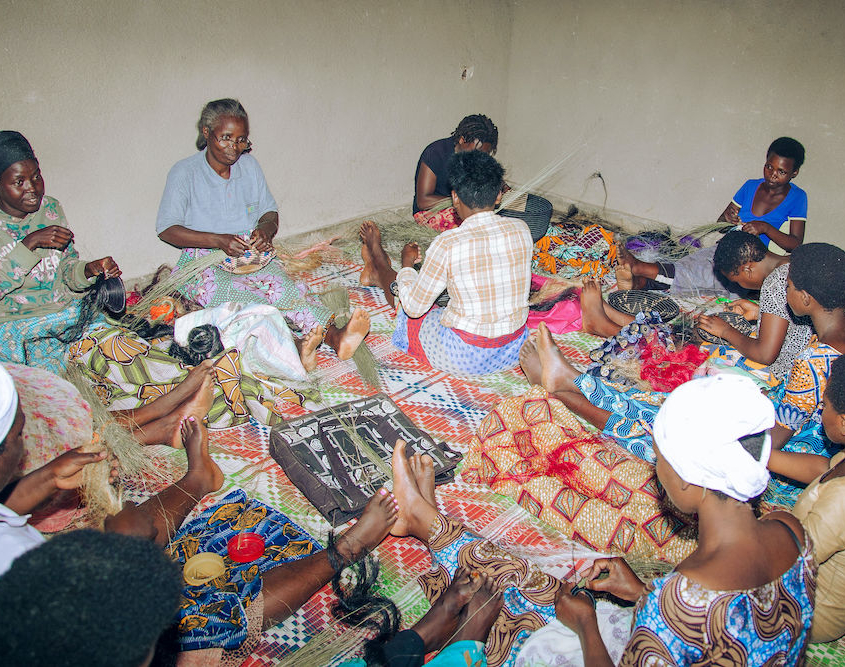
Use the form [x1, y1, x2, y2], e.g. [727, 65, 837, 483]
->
[617, 137, 807, 293]
[361, 150, 533, 376]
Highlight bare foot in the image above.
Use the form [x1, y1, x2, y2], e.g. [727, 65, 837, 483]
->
[390, 440, 438, 539]
[359, 221, 398, 307]
[170, 374, 215, 448]
[181, 417, 224, 495]
[298, 325, 323, 372]
[412, 567, 482, 652]
[337, 488, 398, 562]
[615, 262, 634, 291]
[333, 308, 370, 361]
[409, 452, 437, 507]
[519, 333, 543, 386]
[580, 278, 622, 337]
[616, 243, 651, 290]
[536, 322, 581, 395]
[451, 572, 503, 644]
[168, 360, 215, 405]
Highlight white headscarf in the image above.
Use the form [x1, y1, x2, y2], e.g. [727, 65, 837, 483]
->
[0, 363, 18, 443]
[653, 374, 774, 502]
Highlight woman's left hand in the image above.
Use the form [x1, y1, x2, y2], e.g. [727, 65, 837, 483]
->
[249, 227, 274, 252]
[554, 582, 597, 634]
[741, 220, 772, 237]
[84, 256, 122, 279]
[401, 242, 421, 268]
[42, 447, 108, 491]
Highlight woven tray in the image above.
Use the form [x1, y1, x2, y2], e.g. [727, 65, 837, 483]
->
[697, 311, 756, 345]
[219, 248, 276, 274]
[389, 281, 450, 307]
[607, 289, 679, 322]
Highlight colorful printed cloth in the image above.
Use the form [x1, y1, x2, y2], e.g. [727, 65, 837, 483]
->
[413, 206, 461, 232]
[168, 489, 322, 651]
[697, 342, 782, 389]
[763, 338, 842, 507]
[174, 237, 332, 335]
[68, 323, 305, 428]
[392, 306, 528, 376]
[573, 374, 665, 463]
[463, 385, 697, 563]
[619, 527, 815, 666]
[533, 223, 617, 279]
[421, 513, 562, 667]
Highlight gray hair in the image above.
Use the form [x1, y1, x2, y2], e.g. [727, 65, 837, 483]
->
[195, 98, 248, 151]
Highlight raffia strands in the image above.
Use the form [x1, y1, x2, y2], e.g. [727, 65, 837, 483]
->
[528, 276, 581, 306]
[126, 250, 226, 319]
[318, 288, 381, 388]
[63, 363, 169, 524]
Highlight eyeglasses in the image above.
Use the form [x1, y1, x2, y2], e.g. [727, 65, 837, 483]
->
[211, 133, 252, 152]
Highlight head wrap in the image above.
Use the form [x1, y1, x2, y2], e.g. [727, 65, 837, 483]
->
[653, 374, 773, 502]
[0, 131, 36, 178]
[0, 363, 19, 443]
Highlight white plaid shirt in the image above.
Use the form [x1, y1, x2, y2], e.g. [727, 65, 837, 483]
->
[396, 210, 532, 338]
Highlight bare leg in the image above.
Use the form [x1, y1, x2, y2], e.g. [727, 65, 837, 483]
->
[120, 373, 215, 448]
[261, 489, 398, 628]
[449, 572, 503, 645]
[322, 309, 370, 361]
[390, 440, 438, 541]
[130, 417, 224, 546]
[295, 325, 323, 372]
[580, 278, 623, 337]
[554, 389, 612, 432]
[616, 243, 658, 290]
[112, 360, 215, 428]
[359, 221, 398, 308]
[602, 300, 635, 327]
[410, 567, 481, 652]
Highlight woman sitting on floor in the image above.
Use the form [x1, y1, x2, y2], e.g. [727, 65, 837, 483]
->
[549, 374, 815, 666]
[360, 150, 532, 376]
[768, 354, 845, 644]
[0, 131, 120, 374]
[156, 97, 369, 362]
[413, 114, 499, 232]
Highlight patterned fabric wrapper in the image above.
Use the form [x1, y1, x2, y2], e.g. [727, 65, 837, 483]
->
[420, 512, 562, 667]
[413, 206, 461, 232]
[392, 306, 528, 376]
[68, 323, 305, 428]
[168, 489, 322, 651]
[173, 238, 331, 334]
[463, 385, 696, 564]
[533, 224, 617, 279]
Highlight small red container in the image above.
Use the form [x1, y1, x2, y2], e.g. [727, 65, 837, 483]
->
[227, 533, 265, 563]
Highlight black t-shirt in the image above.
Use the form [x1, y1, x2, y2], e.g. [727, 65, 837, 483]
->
[412, 136, 454, 213]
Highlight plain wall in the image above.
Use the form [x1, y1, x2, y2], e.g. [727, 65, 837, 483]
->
[2, 0, 844, 279]
[0, 0, 512, 277]
[501, 0, 845, 248]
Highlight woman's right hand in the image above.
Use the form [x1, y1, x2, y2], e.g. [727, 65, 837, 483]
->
[21, 225, 74, 251]
[215, 233, 251, 257]
[697, 314, 734, 339]
[586, 557, 647, 602]
[726, 298, 759, 321]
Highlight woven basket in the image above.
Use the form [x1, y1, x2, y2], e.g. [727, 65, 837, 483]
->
[500, 193, 553, 243]
[389, 281, 450, 307]
[219, 248, 276, 275]
[607, 290, 680, 322]
[697, 311, 755, 345]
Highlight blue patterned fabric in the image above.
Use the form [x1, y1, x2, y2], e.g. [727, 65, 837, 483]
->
[621, 531, 815, 666]
[167, 489, 322, 651]
[392, 307, 528, 376]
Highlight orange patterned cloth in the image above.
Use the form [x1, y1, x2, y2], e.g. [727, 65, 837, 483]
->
[533, 223, 617, 278]
[463, 385, 697, 564]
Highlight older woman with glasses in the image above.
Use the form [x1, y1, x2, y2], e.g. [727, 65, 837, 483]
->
[156, 98, 369, 363]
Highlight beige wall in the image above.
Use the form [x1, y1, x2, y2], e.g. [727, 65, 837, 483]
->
[0, 0, 512, 277]
[2, 0, 843, 279]
[501, 0, 845, 248]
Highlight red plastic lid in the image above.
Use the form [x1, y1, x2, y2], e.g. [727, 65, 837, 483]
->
[227, 533, 265, 563]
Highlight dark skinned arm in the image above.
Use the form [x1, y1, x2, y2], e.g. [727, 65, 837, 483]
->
[768, 449, 829, 485]
[158, 225, 250, 257]
[415, 162, 451, 211]
[700, 311, 788, 366]
[770, 422, 796, 451]
[718, 202, 741, 224]
[764, 219, 805, 253]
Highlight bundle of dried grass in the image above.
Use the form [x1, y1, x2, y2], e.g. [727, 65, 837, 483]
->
[319, 287, 381, 388]
[529, 276, 581, 307]
[64, 363, 171, 525]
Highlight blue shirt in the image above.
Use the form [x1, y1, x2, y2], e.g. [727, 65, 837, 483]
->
[731, 178, 807, 247]
[156, 150, 277, 235]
